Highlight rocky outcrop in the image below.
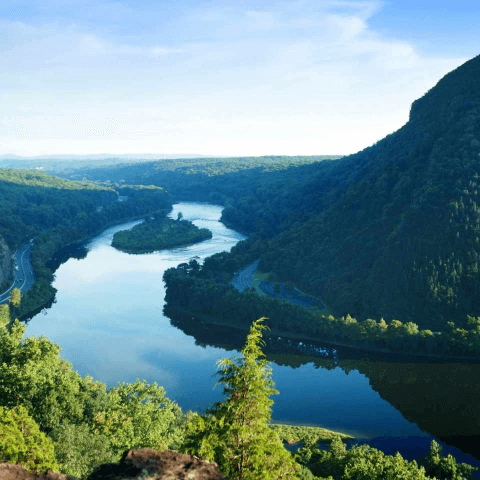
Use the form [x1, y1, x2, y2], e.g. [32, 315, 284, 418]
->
[0, 449, 225, 480]
[87, 449, 225, 480]
[0, 463, 76, 480]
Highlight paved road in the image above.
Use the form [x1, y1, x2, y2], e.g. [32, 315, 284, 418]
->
[0, 241, 35, 304]
[231, 259, 326, 309]
[230, 260, 259, 292]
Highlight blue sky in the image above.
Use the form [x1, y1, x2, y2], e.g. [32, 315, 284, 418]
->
[0, 0, 478, 157]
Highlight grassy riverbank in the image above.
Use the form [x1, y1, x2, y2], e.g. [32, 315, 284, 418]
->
[271, 423, 353, 445]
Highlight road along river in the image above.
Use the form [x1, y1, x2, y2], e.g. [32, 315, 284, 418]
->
[0, 241, 34, 304]
[24, 202, 480, 469]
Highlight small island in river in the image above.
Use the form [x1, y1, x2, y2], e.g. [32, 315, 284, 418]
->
[112, 213, 213, 253]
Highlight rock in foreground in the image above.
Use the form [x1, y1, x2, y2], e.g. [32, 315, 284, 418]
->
[0, 449, 225, 480]
[87, 449, 225, 480]
[0, 463, 75, 480]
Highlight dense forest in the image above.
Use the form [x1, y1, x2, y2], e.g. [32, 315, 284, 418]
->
[62, 155, 341, 219]
[163, 257, 480, 358]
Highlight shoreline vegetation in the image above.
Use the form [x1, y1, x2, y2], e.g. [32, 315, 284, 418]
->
[111, 213, 212, 254]
[164, 259, 480, 360]
[166, 305, 479, 362]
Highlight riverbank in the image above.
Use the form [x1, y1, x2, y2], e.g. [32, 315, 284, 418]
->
[271, 423, 353, 445]
[166, 303, 480, 362]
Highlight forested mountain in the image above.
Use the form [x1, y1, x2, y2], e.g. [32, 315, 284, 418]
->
[257, 54, 480, 328]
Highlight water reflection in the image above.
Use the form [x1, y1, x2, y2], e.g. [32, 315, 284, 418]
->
[166, 305, 480, 461]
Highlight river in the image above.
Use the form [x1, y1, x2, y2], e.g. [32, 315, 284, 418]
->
[25, 202, 480, 469]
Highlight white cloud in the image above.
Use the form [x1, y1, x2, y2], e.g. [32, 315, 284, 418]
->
[0, 1, 469, 156]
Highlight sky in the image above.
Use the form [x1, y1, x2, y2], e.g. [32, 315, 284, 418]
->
[0, 0, 478, 157]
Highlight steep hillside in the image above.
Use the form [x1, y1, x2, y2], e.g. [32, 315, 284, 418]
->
[260, 54, 480, 328]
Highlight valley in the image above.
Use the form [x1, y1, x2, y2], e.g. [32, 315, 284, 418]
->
[2, 54, 480, 479]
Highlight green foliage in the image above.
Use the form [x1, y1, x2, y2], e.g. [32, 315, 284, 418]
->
[0, 320, 109, 432]
[296, 437, 435, 480]
[295, 436, 479, 480]
[423, 440, 477, 480]
[0, 304, 10, 327]
[93, 379, 184, 457]
[182, 318, 299, 480]
[271, 424, 352, 445]
[0, 316, 475, 480]
[51, 422, 116, 478]
[0, 167, 116, 247]
[164, 263, 480, 357]
[8, 288, 21, 308]
[15, 278, 56, 318]
[64, 155, 340, 234]
[0, 319, 186, 475]
[112, 215, 212, 253]
[76, 56, 480, 328]
[0, 168, 115, 191]
[0, 167, 172, 316]
[0, 405, 59, 473]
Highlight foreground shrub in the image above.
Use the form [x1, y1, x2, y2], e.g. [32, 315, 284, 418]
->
[52, 422, 116, 478]
[0, 405, 59, 473]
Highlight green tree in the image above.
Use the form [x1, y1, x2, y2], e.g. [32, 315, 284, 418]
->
[93, 379, 184, 457]
[183, 317, 299, 480]
[423, 440, 477, 480]
[52, 422, 116, 478]
[9, 287, 21, 316]
[0, 304, 10, 327]
[0, 320, 109, 433]
[0, 405, 59, 473]
[296, 437, 435, 480]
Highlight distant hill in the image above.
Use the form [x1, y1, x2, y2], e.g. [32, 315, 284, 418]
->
[60, 155, 342, 208]
[0, 154, 211, 175]
[0, 153, 209, 160]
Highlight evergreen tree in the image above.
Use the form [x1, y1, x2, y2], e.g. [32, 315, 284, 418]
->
[423, 440, 477, 480]
[183, 317, 299, 479]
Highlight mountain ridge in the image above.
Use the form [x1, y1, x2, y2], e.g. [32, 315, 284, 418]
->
[259, 54, 480, 327]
